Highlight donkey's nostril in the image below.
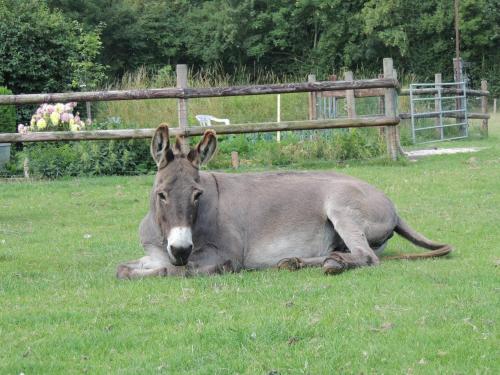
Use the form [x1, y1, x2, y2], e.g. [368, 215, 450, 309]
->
[170, 245, 192, 265]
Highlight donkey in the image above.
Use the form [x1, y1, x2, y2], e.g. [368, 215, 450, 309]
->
[116, 125, 452, 279]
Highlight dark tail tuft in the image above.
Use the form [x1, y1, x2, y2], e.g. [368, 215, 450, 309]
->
[384, 216, 453, 260]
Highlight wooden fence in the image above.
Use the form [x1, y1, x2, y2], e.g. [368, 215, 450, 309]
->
[0, 57, 491, 161]
[310, 70, 490, 143]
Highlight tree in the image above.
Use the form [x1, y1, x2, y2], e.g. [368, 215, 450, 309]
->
[361, 0, 455, 79]
[17, 0, 500, 95]
[0, 0, 106, 94]
[48, 0, 143, 76]
[460, 0, 500, 95]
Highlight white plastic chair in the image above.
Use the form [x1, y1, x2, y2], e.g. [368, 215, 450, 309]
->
[195, 115, 230, 127]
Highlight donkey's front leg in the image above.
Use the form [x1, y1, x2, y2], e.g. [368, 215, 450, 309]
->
[186, 260, 234, 277]
[116, 256, 172, 279]
[277, 256, 330, 271]
[116, 263, 168, 279]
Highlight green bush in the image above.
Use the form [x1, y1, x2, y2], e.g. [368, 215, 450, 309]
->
[209, 129, 386, 169]
[0, 0, 106, 94]
[16, 119, 156, 178]
[19, 138, 155, 179]
[0, 86, 16, 133]
[0, 0, 106, 124]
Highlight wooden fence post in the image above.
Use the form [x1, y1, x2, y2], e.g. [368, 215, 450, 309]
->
[392, 68, 405, 157]
[23, 157, 30, 179]
[383, 58, 398, 161]
[329, 74, 338, 119]
[481, 80, 488, 136]
[176, 64, 189, 153]
[453, 57, 466, 132]
[493, 98, 497, 114]
[378, 74, 385, 138]
[435, 73, 443, 140]
[276, 94, 281, 142]
[344, 71, 356, 119]
[86, 102, 92, 123]
[231, 151, 239, 169]
[308, 74, 317, 120]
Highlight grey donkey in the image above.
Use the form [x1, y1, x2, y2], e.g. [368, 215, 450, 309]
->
[116, 125, 452, 279]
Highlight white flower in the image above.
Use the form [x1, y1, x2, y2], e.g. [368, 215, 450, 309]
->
[17, 124, 31, 134]
[55, 103, 65, 113]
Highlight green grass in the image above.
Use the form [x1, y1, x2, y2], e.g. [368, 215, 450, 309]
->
[1, 116, 499, 374]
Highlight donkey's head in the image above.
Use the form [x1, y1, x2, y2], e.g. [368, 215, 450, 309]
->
[150, 124, 217, 266]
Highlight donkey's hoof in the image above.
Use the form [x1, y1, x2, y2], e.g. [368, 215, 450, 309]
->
[221, 260, 234, 273]
[116, 265, 132, 279]
[214, 260, 234, 274]
[323, 258, 345, 275]
[277, 257, 302, 271]
[157, 267, 169, 277]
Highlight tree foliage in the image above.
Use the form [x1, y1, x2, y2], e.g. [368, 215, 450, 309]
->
[0, 0, 106, 94]
[2, 0, 498, 94]
[0, 86, 16, 133]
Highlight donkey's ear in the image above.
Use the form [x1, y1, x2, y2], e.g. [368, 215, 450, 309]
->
[188, 130, 217, 167]
[150, 124, 173, 169]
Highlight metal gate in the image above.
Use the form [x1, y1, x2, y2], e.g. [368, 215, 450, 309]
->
[317, 95, 340, 119]
[409, 81, 468, 144]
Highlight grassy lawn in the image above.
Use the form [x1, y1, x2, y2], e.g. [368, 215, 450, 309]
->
[1, 117, 499, 374]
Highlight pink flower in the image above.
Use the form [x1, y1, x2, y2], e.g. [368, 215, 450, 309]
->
[61, 112, 71, 122]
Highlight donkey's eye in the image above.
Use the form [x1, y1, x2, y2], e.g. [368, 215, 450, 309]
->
[158, 192, 168, 203]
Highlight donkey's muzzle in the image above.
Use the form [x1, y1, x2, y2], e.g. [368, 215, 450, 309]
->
[170, 245, 192, 266]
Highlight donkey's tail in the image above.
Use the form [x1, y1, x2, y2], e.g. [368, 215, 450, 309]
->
[383, 216, 453, 260]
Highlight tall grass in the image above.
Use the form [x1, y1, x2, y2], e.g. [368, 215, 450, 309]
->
[96, 66, 404, 129]
[97, 66, 310, 128]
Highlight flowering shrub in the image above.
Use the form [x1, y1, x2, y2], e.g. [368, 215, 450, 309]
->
[12, 118, 156, 178]
[18, 102, 87, 133]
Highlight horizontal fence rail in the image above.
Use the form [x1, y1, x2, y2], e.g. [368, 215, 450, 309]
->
[400, 88, 489, 96]
[0, 117, 399, 143]
[0, 79, 398, 105]
[320, 88, 386, 98]
[399, 112, 489, 120]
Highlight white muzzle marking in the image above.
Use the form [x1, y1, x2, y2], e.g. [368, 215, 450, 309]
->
[167, 226, 193, 257]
